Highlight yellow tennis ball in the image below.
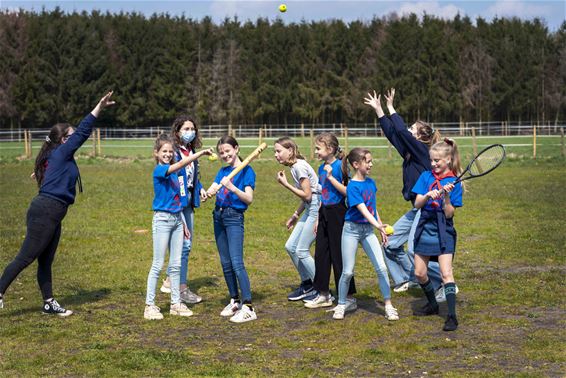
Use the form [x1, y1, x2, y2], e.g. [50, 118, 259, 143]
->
[279, 4, 287, 13]
[208, 153, 218, 162]
[385, 225, 395, 235]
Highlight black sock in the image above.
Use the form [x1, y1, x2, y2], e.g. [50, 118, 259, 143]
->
[243, 301, 253, 311]
[419, 280, 438, 308]
[445, 282, 457, 316]
[302, 279, 313, 287]
[232, 296, 240, 303]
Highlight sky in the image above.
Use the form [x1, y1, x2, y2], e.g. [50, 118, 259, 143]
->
[1, 0, 565, 30]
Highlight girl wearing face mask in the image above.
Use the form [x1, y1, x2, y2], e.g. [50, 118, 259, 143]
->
[160, 115, 210, 305]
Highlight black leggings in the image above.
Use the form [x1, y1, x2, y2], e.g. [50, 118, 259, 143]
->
[313, 203, 356, 294]
[0, 195, 68, 300]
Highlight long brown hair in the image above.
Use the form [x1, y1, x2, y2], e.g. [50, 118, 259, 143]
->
[34, 123, 73, 187]
[170, 115, 202, 150]
[274, 137, 304, 165]
[341, 147, 371, 186]
[414, 120, 441, 147]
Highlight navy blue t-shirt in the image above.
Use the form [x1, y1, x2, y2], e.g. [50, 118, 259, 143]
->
[318, 159, 345, 206]
[214, 165, 256, 210]
[152, 164, 182, 213]
[345, 178, 379, 224]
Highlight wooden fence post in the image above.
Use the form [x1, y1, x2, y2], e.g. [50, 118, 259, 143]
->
[258, 128, 263, 158]
[472, 127, 478, 156]
[533, 125, 537, 159]
[24, 129, 29, 157]
[561, 127, 565, 158]
[310, 129, 314, 160]
[344, 124, 349, 153]
[301, 123, 305, 138]
[97, 129, 102, 156]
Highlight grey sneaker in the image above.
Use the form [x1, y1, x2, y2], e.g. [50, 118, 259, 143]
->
[345, 297, 357, 312]
[304, 293, 333, 308]
[435, 284, 459, 303]
[180, 289, 202, 304]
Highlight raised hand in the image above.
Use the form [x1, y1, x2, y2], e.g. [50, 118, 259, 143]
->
[92, 91, 116, 117]
[363, 90, 384, 118]
[384, 88, 396, 114]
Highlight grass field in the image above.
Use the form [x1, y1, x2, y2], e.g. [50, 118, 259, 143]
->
[0, 150, 565, 376]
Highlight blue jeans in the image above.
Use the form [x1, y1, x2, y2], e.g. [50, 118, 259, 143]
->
[167, 202, 194, 286]
[285, 194, 319, 283]
[384, 208, 442, 290]
[213, 207, 252, 302]
[146, 211, 183, 305]
[338, 222, 391, 305]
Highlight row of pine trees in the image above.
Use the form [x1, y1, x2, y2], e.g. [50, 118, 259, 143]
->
[0, 9, 564, 128]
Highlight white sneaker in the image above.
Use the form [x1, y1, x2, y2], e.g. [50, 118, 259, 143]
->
[160, 279, 171, 294]
[435, 284, 459, 303]
[304, 294, 333, 308]
[345, 297, 357, 312]
[384, 304, 399, 321]
[0, 296, 3, 309]
[144, 304, 164, 320]
[332, 304, 346, 320]
[180, 289, 202, 304]
[170, 302, 193, 317]
[229, 304, 257, 323]
[393, 282, 410, 293]
[220, 299, 241, 317]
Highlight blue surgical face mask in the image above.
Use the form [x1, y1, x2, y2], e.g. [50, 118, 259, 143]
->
[181, 130, 196, 144]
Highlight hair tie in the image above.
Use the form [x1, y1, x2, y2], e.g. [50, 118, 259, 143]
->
[45, 136, 51, 143]
[444, 138, 454, 146]
[431, 127, 436, 134]
[337, 146, 342, 154]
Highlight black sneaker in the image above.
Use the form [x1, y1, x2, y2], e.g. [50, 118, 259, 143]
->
[287, 284, 314, 301]
[413, 302, 439, 316]
[42, 299, 73, 317]
[443, 314, 459, 331]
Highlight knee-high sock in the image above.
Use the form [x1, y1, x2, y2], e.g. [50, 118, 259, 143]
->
[444, 282, 457, 316]
[420, 279, 438, 308]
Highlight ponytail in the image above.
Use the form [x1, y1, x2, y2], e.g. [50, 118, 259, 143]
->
[34, 123, 73, 187]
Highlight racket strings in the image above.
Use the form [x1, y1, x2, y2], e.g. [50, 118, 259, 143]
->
[469, 146, 505, 176]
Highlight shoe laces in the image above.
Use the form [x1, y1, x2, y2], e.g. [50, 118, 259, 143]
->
[49, 300, 65, 313]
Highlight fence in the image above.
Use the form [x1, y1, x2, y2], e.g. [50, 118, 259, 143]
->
[1, 122, 565, 160]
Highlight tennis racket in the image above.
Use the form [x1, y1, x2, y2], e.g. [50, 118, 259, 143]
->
[442, 144, 506, 193]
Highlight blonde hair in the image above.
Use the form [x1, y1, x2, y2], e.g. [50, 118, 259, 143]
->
[274, 137, 304, 165]
[315, 132, 345, 160]
[430, 138, 462, 176]
[414, 120, 441, 147]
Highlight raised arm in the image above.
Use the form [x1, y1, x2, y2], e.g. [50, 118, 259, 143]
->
[364, 90, 406, 158]
[59, 91, 115, 158]
[167, 148, 213, 175]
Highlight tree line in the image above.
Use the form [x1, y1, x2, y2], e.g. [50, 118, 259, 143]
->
[0, 8, 564, 129]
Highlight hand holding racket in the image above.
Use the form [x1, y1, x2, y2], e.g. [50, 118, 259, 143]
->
[440, 144, 506, 194]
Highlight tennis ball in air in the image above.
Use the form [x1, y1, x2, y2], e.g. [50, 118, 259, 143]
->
[279, 4, 287, 13]
[385, 225, 395, 235]
[208, 153, 218, 162]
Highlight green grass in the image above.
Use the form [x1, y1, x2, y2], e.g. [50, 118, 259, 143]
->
[0, 155, 565, 376]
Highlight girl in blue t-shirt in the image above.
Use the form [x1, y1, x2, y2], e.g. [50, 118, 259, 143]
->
[412, 138, 463, 332]
[304, 132, 356, 309]
[333, 148, 399, 321]
[145, 134, 212, 320]
[274, 137, 320, 301]
[206, 135, 257, 323]
[160, 115, 208, 305]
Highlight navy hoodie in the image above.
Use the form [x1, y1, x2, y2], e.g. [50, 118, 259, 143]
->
[39, 113, 96, 205]
[378, 113, 431, 204]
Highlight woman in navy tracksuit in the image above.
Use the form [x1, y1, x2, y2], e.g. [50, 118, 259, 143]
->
[0, 92, 115, 316]
[364, 88, 444, 295]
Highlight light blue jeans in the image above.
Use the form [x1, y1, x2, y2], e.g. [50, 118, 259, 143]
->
[167, 201, 194, 286]
[383, 208, 442, 290]
[285, 194, 319, 283]
[146, 211, 183, 305]
[338, 221, 391, 305]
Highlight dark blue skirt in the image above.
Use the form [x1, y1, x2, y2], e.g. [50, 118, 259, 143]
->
[413, 209, 457, 259]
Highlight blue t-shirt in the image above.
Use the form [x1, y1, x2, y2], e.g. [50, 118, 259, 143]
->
[345, 178, 378, 224]
[152, 164, 182, 213]
[318, 159, 345, 206]
[411, 171, 463, 211]
[214, 165, 256, 210]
